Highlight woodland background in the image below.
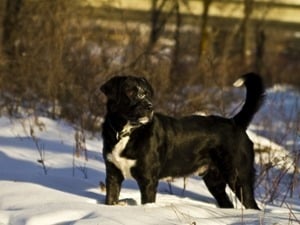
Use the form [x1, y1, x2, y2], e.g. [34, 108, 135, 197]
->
[0, 0, 300, 131]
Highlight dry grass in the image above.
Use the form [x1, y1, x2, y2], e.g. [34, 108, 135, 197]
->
[0, 0, 299, 124]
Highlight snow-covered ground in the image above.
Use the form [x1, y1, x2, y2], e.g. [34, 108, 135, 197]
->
[0, 85, 299, 225]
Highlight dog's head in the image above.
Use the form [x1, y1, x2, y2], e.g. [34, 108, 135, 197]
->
[101, 75, 154, 125]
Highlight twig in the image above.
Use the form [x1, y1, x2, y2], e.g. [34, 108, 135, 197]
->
[73, 129, 89, 179]
[285, 202, 300, 224]
[30, 125, 47, 175]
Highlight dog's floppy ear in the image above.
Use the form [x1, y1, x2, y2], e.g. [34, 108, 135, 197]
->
[100, 76, 126, 99]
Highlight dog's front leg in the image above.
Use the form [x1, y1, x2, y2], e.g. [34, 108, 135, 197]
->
[136, 177, 158, 204]
[105, 163, 124, 205]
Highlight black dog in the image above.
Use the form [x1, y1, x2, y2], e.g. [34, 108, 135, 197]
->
[100, 73, 264, 209]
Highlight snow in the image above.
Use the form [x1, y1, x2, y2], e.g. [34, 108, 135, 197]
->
[0, 85, 300, 225]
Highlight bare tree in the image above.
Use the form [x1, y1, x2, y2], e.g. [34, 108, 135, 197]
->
[198, 0, 212, 62]
[170, 1, 181, 80]
[148, 0, 167, 51]
[2, 0, 23, 56]
[148, 0, 177, 52]
[254, 29, 265, 73]
[240, 0, 254, 63]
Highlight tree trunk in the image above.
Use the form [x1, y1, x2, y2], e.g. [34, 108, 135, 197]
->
[198, 0, 212, 62]
[170, 1, 181, 80]
[241, 0, 254, 63]
[148, 0, 176, 52]
[2, 0, 23, 56]
[255, 29, 265, 73]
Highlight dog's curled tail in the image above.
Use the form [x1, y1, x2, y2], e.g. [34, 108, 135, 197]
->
[232, 72, 265, 129]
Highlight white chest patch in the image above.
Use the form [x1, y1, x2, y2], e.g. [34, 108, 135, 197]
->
[106, 124, 137, 179]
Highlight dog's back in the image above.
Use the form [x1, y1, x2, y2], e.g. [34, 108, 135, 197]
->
[149, 113, 252, 178]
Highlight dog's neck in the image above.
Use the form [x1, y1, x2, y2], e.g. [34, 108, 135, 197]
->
[106, 115, 142, 141]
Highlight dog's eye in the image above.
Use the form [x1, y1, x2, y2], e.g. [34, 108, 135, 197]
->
[137, 92, 146, 99]
[126, 89, 136, 98]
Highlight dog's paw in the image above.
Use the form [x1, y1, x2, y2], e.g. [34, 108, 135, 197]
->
[99, 181, 106, 192]
[117, 198, 138, 206]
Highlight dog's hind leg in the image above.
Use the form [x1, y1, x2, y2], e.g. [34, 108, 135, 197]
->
[203, 167, 234, 208]
[226, 148, 259, 209]
[238, 184, 259, 209]
[227, 169, 260, 210]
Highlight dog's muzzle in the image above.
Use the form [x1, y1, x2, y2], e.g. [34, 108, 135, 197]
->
[127, 100, 153, 125]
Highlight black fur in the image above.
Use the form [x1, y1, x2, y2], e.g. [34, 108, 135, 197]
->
[101, 73, 264, 209]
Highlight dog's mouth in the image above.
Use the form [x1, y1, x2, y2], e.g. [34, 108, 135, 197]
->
[137, 111, 154, 124]
[125, 111, 154, 125]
